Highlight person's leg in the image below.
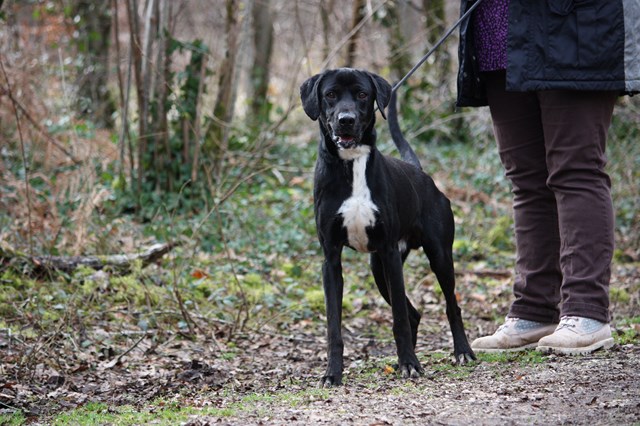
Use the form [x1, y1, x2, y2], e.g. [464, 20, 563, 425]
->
[537, 89, 617, 323]
[485, 71, 562, 323]
[535, 89, 617, 355]
[471, 72, 560, 352]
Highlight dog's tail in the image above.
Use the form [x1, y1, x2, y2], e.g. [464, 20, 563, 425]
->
[388, 90, 422, 170]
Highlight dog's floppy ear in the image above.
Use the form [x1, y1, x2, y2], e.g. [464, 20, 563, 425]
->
[300, 73, 324, 121]
[367, 72, 392, 120]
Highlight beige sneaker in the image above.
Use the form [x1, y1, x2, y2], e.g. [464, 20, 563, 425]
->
[537, 316, 615, 355]
[471, 317, 558, 353]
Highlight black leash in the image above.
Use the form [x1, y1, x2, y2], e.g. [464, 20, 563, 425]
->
[391, 0, 485, 94]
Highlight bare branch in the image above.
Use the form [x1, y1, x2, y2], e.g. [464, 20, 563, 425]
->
[1, 243, 181, 275]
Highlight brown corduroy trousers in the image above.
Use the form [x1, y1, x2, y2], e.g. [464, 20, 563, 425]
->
[484, 71, 617, 324]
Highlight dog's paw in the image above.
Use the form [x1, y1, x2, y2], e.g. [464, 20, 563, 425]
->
[397, 361, 423, 379]
[319, 374, 342, 388]
[453, 350, 476, 365]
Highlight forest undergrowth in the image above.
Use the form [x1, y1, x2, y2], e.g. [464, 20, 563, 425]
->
[1, 94, 639, 424]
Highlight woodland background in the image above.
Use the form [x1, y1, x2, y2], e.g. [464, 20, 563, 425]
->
[0, 1, 639, 424]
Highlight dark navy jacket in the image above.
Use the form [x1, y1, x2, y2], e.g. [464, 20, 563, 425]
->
[457, 0, 640, 107]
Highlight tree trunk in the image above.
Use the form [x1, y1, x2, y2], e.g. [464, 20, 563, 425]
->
[249, 0, 274, 122]
[139, 0, 157, 187]
[72, 0, 115, 128]
[206, 0, 241, 180]
[422, 0, 450, 87]
[152, 0, 172, 191]
[191, 45, 209, 183]
[320, 0, 335, 63]
[385, 1, 413, 82]
[342, 0, 365, 68]
[126, 0, 145, 206]
[111, 0, 131, 181]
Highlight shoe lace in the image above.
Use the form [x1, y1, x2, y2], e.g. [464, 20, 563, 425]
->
[557, 316, 580, 331]
[495, 317, 517, 333]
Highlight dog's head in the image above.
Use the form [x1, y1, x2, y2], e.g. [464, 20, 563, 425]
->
[300, 68, 391, 152]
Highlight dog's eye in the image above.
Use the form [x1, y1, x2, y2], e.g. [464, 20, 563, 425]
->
[325, 91, 337, 100]
[357, 92, 368, 100]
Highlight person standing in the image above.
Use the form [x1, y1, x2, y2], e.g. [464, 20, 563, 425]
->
[456, 0, 640, 354]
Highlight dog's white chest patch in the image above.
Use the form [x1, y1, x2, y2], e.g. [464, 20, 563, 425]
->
[338, 149, 378, 252]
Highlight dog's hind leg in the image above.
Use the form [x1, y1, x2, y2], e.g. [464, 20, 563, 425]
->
[370, 251, 421, 349]
[372, 248, 423, 378]
[422, 234, 476, 364]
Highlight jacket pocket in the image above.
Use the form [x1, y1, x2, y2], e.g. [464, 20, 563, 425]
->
[545, 0, 619, 72]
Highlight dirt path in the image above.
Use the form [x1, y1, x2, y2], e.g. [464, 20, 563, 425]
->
[179, 341, 640, 425]
[224, 348, 640, 425]
[5, 327, 638, 425]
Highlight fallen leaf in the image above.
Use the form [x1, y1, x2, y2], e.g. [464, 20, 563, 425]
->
[191, 269, 209, 279]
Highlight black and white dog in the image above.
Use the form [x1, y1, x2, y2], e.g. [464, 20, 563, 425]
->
[300, 68, 475, 387]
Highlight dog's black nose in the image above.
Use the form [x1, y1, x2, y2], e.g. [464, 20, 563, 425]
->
[338, 112, 356, 127]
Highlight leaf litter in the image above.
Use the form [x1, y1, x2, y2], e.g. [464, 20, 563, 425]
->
[0, 264, 639, 425]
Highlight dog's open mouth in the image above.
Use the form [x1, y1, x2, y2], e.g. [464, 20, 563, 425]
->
[333, 134, 358, 150]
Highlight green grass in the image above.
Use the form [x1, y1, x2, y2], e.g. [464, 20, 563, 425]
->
[476, 350, 548, 365]
[0, 411, 26, 426]
[48, 401, 236, 426]
[240, 388, 330, 408]
[614, 316, 640, 345]
[10, 378, 333, 425]
[46, 389, 335, 425]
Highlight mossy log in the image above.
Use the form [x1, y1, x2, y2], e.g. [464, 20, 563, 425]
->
[0, 242, 178, 275]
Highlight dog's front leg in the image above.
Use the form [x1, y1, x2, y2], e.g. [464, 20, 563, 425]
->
[380, 247, 423, 378]
[320, 245, 345, 387]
